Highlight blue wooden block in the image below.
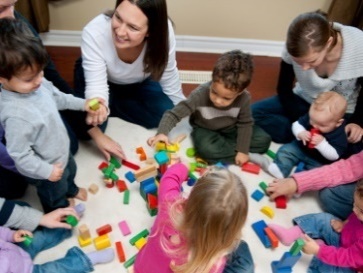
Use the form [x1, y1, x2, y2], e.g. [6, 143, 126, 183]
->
[154, 151, 169, 165]
[125, 171, 136, 183]
[251, 189, 264, 201]
[271, 251, 302, 273]
[187, 178, 196, 186]
[251, 220, 271, 248]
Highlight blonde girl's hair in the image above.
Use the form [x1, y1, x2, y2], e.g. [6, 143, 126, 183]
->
[165, 167, 248, 273]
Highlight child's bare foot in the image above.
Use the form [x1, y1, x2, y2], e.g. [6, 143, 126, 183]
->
[68, 198, 76, 207]
[75, 188, 88, 201]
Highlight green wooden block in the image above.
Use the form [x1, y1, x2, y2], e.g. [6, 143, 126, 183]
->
[129, 229, 149, 245]
[290, 238, 305, 256]
[186, 147, 196, 157]
[22, 235, 33, 246]
[123, 254, 136, 268]
[109, 156, 121, 168]
[123, 190, 130, 204]
[66, 215, 78, 227]
[266, 149, 276, 160]
[259, 181, 268, 194]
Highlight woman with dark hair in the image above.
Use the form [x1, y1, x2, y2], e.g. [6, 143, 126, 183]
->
[74, 0, 185, 129]
[252, 12, 363, 151]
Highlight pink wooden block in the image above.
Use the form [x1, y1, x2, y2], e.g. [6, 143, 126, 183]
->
[118, 220, 131, 236]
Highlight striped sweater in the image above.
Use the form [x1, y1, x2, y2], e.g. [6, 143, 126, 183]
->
[156, 82, 253, 154]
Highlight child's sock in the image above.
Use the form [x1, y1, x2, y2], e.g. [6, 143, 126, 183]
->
[268, 223, 303, 246]
[86, 248, 115, 265]
[249, 153, 270, 173]
[267, 163, 284, 179]
[74, 203, 85, 217]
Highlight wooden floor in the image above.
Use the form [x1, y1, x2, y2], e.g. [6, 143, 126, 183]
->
[46, 46, 280, 102]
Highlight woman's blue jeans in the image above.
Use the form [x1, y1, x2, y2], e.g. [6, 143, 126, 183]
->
[19, 227, 93, 273]
[74, 57, 173, 129]
[294, 213, 355, 273]
[251, 95, 309, 143]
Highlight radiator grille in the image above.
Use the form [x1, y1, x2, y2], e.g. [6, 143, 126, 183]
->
[179, 70, 212, 84]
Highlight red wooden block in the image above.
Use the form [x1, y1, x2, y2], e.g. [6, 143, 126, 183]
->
[147, 194, 158, 209]
[241, 162, 260, 174]
[308, 128, 320, 148]
[116, 180, 128, 192]
[96, 224, 112, 236]
[98, 161, 108, 170]
[115, 241, 126, 262]
[159, 164, 168, 175]
[275, 195, 287, 209]
[264, 227, 279, 248]
[122, 160, 140, 170]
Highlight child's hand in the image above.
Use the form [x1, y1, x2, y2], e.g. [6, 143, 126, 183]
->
[331, 219, 344, 233]
[302, 234, 320, 255]
[310, 134, 324, 146]
[298, 130, 311, 145]
[49, 163, 64, 182]
[85, 98, 108, 126]
[13, 230, 33, 243]
[40, 207, 80, 229]
[147, 134, 170, 147]
[235, 152, 249, 166]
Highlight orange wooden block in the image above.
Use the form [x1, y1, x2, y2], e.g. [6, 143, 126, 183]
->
[136, 147, 147, 161]
[96, 224, 112, 236]
[264, 227, 279, 248]
[115, 241, 126, 262]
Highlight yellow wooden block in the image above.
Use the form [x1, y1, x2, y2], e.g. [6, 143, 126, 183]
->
[78, 235, 92, 247]
[260, 206, 275, 219]
[134, 237, 147, 250]
[89, 98, 100, 110]
[94, 234, 111, 250]
[155, 142, 166, 151]
[166, 143, 180, 152]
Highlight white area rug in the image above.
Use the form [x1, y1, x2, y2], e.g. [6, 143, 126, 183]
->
[22, 117, 323, 273]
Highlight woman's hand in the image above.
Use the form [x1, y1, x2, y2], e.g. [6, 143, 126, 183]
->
[266, 178, 298, 200]
[88, 127, 126, 161]
[85, 98, 108, 126]
[345, 123, 363, 143]
[39, 207, 79, 229]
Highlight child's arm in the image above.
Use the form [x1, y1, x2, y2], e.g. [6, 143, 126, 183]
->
[302, 234, 320, 255]
[292, 116, 311, 145]
[12, 229, 33, 243]
[147, 134, 170, 147]
[235, 152, 249, 166]
[0, 226, 16, 242]
[330, 219, 347, 233]
[158, 163, 189, 204]
[314, 137, 340, 161]
[4, 119, 54, 180]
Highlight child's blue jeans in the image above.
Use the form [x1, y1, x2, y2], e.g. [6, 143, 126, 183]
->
[274, 140, 322, 177]
[223, 240, 254, 273]
[19, 227, 93, 273]
[26, 153, 79, 213]
[294, 212, 355, 273]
